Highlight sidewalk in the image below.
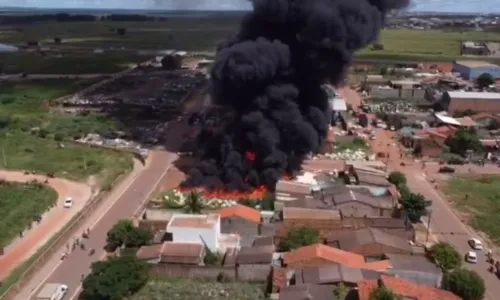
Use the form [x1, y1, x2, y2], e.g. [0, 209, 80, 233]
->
[12, 158, 146, 300]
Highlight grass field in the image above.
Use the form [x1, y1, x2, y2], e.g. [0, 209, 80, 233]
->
[0, 52, 146, 74]
[0, 79, 132, 183]
[2, 19, 500, 63]
[132, 278, 266, 300]
[445, 175, 500, 245]
[0, 181, 57, 247]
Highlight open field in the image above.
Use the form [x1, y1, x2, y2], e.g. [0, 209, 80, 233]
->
[445, 175, 500, 245]
[0, 52, 146, 74]
[0, 78, 133, 183]
[1, 18, 500, 63]
[0, 181, 57, 247]
[132, 278, 266, 300]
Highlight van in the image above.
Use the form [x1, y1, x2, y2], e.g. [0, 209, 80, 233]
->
[36, 283, 68, 300]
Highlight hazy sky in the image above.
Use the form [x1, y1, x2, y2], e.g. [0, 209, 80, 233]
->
[0, 0, 497, 14]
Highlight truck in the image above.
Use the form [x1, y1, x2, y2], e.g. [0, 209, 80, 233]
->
[36, 283, 68, 300]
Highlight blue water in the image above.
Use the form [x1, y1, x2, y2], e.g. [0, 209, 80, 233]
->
[0, 0, 497, 14]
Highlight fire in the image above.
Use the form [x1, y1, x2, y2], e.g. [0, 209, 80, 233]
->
[245, 151, 256, 161]
[179, 185, 268, 200]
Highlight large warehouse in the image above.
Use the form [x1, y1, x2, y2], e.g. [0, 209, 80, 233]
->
[452, 60, 500, 80]
[442, 91, 500, 113]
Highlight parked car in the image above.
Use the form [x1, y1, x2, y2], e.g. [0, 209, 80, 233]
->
[468, 238, 484, 250]
[466, 251, 478, 263]
[63, 197, 73, 208]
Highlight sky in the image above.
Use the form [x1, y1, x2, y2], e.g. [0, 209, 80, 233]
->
[0, 0, 497, 14]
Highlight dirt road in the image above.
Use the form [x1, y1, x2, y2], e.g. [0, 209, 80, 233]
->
[0, 171, 92, 281]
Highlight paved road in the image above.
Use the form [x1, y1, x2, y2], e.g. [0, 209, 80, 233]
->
[371, 128, 499, 300]
[16, 150, 175, 300]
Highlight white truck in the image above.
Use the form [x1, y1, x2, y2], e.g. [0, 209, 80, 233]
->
[36, 283, 68, 300]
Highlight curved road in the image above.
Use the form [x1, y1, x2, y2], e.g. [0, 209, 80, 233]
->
[11, 150, 175, 300]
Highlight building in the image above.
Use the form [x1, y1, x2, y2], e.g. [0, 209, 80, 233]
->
[293, 264, 381, 286]
[358, 275, 461, 300]
[217, 204, 262, 246]
[136, 241, 205, 265]
[385, 254, 444, 287]
[452, 60, 500, 80]
[283, 243, 391, 271]
[461, 41, 490, 56]
[166, 213, 240, 253]
[331, 190, 396, 217]
[442, 91, 500, 113]
[331, 228, 416, 257]
[278, 284, 335, 300]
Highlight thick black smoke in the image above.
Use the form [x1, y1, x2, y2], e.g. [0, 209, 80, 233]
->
[181, 0, 409, 192]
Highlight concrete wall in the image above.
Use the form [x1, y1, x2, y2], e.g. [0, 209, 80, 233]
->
[370, 87, 425, 100]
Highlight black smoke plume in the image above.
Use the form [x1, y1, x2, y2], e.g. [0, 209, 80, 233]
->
[181, 0, 410, 192]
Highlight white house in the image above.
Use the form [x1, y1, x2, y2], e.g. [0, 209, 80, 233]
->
[166, 213, 218, 252]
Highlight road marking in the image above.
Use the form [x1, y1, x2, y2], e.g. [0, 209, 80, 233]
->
[68, 163, 171, 300]
[26, 161, 146, 300]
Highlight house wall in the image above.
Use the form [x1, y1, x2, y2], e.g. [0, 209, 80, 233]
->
[335, 202, 393, 217]
[221, 217, 260, 236]
[149, 263, 270, 283]
[138, 220, 168, 233]
[348, 243, 413, 257]
[168, 226, 219, 252]
[449, 98, 500, 114]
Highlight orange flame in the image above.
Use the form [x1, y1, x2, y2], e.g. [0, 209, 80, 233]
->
[179, 185, 268, 200]
[245, 151, 256, 161]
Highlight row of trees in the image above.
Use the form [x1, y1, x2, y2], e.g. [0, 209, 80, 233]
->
[388, 171, 431, 222]
[0, 13, 168, 25]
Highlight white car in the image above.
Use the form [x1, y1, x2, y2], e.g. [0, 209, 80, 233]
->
[468, 238, 483, 250]
[63, 197, 73, 208]
[466, 251, 478, 263]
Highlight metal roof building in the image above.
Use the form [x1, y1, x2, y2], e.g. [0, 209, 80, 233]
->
[452, 60, 500, 80]
[442, 91, 500, 113]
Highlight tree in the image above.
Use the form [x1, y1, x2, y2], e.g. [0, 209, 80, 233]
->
[106, 220, 151, 250]
[388, 171, 407, 187]
[116, 27, 126, 35]
[372, 43, 384, 51]
[369, 286, 401, 300]
[183, 191, 204, 214]
[379, 66, 388, 75]
[443, 269, 485, 300]
[54, 36, 62, 44]
[487, 119, 500, 130]
[81, 255, 149, 300]
[427, 242, 462, 271]
[400, 192, 431, 223]
[334, 283, 348, 300]
[161, 54, 182, 70]
[278, 226, 320, 251]
[476, 73, 494, 88]
[446, 128, 483, 156]
[260, 192, 275, 211]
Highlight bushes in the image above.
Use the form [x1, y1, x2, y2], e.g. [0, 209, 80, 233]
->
[439, 166, 455, 173]
[427, 242, 462, 271]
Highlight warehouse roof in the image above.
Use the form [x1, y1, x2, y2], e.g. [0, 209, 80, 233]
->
[446, 91, 500, 100]
[454, 60, 500, 68]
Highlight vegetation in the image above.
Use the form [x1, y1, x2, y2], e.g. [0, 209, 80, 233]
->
[0, 181, 57, 247]
[334, 282, 349, 300]
[335, 136, 370, 152]
[400, 191, 431, 223]
[388, 171, 407, 187]
[477, 73, 495, 88]
[443, 269, 485, 300]
[0, 52, 145, 74]
[81, 255, 149, 300]
[0, 79, 132, 183]
[445, 175, 500, 245]
[439, 166, 455, 173]
[453, 110, 477, 118]
[369, 286, 402, 300]
[106, 220, 151, 251]
[183, 191, 204, 214]
[278, 226, 320, 252]
[427, 242, 462, 271]
[445, 128, 483, 156]
[260, 192, 275, 211]
[131, 278, 266, 300]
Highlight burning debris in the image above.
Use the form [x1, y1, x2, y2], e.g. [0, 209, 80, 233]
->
[182, 0, 409, 192]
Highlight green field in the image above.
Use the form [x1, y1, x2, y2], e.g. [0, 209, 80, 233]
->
[0, 181, 57, 247]
[0, 52, 146, 74]
[445, 175, 500, 245]
[132, 279, 266, 300]
[0, 79, 132, 183]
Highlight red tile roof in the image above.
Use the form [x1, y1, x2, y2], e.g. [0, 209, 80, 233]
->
[358, 275, 461, 300]
[283, 244, 390, 271]
[217, 204, 261, 223]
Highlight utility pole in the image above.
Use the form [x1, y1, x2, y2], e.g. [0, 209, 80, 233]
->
[83, 154, 87, 170]
[425, 210, 433, 244]
[2, 143, 6, 167]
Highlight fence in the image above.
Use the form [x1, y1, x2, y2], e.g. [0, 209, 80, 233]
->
[0, 171, 128, 300]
